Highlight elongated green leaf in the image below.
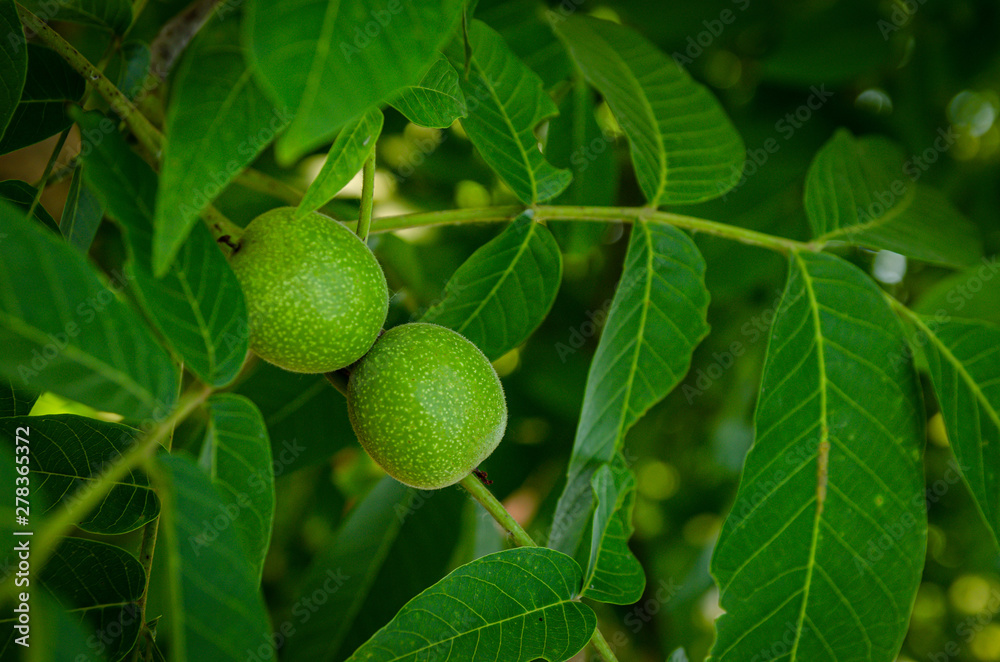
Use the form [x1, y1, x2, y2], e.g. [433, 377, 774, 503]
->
[0, 201, 178, 419]
[389, 54, 466, 128]
[297, 108, 383, 217]
[0, 0, 26, 144]
[421, 211, 562, 360]
[235, 361, 356, 474]
[155, 20, 289, 275]
[78, 112, 248, 388]
[911, 316, 1000, 547]
[445, 20, 570, 203]
[550, 221, 710, 559]
[0, 179, 59, 232]
[20, 0, 131, 33]
[284, 477, 465, 662]
[0, 45, 84, 155]
[0, 415, 159, 533]
[805, 129, 981, 267]
[156, 454, 272, 661]
[346, 547, 596, 662]
[553, 15, 744, 206]
[546, 79, 617, 253]
[60, 166, 104, 253]
[38, 537, 144, 660]
[198, 394, 275, 583]
[581, 453, 644, 604]
[709, 252, 926, 662]
[246, 0, 463, 164]
[0, 376, 36, 416]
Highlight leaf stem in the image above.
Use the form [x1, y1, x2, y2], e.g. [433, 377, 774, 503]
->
[372, 204, 816, 253]
[235, 168, 306, 207]
[357, 150, 376, 241]
[130, 518, 161, 662]
[0, 383, 213, 604]
[201, 203, 243, 254]
[457, 474, 620, 662]
[458, 473, 536, 547]
[16, 4, 163, 158]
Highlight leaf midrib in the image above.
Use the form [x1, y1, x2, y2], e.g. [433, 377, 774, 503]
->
[788, 251, 831, 662]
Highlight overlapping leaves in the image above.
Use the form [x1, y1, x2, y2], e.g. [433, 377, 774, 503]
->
[246, 0, 463, 164]
[0, 415, 158, 533]
[78, 111, 248, 388]
[0, 200, 178, 419]
[445, 20, 571, 204]
[550, 220, 710, 567]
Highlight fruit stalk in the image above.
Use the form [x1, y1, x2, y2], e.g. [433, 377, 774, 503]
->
[457, 474, 621, 662]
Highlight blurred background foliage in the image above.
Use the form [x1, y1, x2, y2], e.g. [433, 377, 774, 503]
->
[5, 0, 1000, 660]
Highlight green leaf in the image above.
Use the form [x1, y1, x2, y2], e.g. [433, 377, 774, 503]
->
[545, 79, 617, 253]
[910, 315, 1000, 547]
[0, 375, 36, 416]
[445, 20, 571, 204]
[913, 258, 1000, 326]
[78, 111, 249, 388]
[113, 41, 151, 100]
[0, 179, 60, 232]
[0, 200, 178, 419]
[198, 394, 275, 583]
[19, 0, 132, 33]
[0, 590, 96, 660]
[155, 453, 272, 661]
[0, 45, 84, 156]
[389, 54, 467, 128]
[581, 453, 644, 604]
[283, 477, 466, 662]
[245, 0, 464, 165]
[421, 211, 562, 360]
[0, 415, 159, 533]
[345, 547, 596, 662]
[234, 361, 356, 474]
[550, 220, 710, 559]
[553, 15, 744, 206]
[155, 19, 289, 275]
[60, 166, 104, 253]
[37, 537, 145, 660]
[0, 0, 26, 145]
[805, 129, 982, 267]
[297, 108, 383, 217]
[477, 0, 571, 88]
[709, 252, 926, 662]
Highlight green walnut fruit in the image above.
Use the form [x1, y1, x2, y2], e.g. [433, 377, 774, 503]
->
[230, 207, 387, 373]
[347, 323, 508, 489]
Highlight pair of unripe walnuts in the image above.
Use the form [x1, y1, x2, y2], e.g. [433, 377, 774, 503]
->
[229, 208, 507, 490]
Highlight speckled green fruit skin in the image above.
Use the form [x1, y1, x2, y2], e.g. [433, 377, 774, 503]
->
[347, 323, 508, 489]
[230, 207, 387, 373]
